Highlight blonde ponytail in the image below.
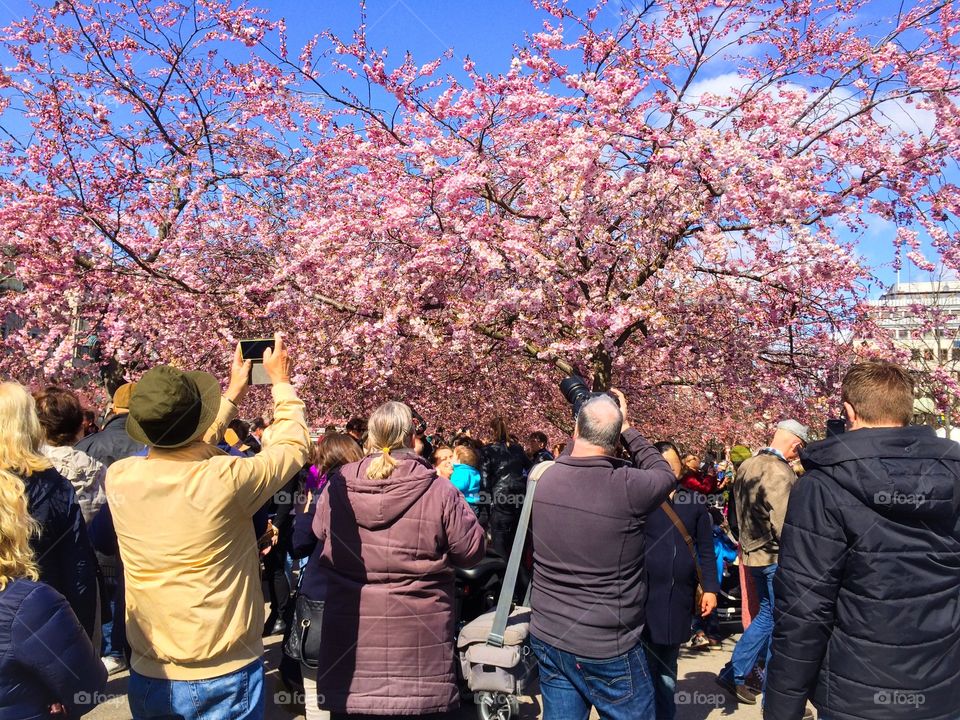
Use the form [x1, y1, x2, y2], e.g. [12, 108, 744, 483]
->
[365, 402, 414, 480]
[367, 447, 399, 481]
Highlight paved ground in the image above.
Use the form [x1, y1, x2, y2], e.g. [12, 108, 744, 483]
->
[86, 634, 765, 720]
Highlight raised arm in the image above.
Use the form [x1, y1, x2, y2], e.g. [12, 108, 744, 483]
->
[221, 333, 312, 516]
[609, 388, 676, 514]
[201, 343, 249, 445]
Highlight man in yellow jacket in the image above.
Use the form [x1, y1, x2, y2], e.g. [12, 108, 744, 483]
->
[106, 333, 311, 719]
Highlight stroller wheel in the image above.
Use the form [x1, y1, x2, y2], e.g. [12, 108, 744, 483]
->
[475, 691, 520, 720]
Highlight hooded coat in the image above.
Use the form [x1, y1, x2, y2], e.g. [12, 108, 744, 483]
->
[306, 451, 486, 716]
[766, 426, 960, 720]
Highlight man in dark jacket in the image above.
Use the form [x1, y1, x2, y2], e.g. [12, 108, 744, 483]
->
[75, 381, 145, 675]
[643, 441, 719, 720]
[530, 390, 675, 719]
[526, 431, 555, 464]
[75, 383, 146, 466]
[766, 361, 960, 720]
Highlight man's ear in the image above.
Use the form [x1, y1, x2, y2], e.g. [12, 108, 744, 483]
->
[843, 401, 857, 427]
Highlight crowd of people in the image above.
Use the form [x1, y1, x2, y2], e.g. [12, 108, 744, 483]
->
[0, 333, 958, 720]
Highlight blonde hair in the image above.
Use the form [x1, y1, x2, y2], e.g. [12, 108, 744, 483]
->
[453, 444, 480, 469]
[365, 401, 414, 480]
[0, 382, 52, 478]
[0, 472, 39, 589]
[0, 383, 46, 590]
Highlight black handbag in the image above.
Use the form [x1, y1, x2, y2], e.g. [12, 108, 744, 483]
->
[283, 593, 325, 668]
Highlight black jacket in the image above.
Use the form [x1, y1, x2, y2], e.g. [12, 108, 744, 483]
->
[480, 442, 530, 513]
[0, 578, 106, 717]
[75, 413, 146, 467]
[643, 489, 720, 646]
[24, 468, 99, 639]
[766, 426, 960, 720]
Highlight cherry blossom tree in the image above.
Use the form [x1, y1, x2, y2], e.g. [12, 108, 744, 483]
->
[1, 0, 958, 445]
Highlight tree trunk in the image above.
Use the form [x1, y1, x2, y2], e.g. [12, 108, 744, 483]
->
[592, 348, 613, 391]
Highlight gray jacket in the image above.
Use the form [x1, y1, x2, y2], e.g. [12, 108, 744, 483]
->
[42, 445, 106, 525]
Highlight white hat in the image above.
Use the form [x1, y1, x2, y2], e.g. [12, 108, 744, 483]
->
[777, 419, 810, 444]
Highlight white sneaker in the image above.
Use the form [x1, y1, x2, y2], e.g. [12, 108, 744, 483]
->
[102, 655, 128, 675]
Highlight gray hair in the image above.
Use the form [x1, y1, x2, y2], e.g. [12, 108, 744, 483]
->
[575, 395, 623, 452]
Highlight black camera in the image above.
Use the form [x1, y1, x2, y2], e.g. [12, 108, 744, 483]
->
[560, 375, 610, 418]
[826, 418, 846, 437]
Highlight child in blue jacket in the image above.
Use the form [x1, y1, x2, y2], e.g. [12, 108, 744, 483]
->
[450, 444, 482, 510]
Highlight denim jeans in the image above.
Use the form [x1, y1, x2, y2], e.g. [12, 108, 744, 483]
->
[642, 641, 681, 720]
[720, 563, 777, 688]
[129, 659, 264, 720]
[531, 634, 655, 720]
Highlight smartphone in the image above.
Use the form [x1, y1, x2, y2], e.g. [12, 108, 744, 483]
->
[239, 338, 274, 385]
[826, 418, 846, 437]
[240, 338, 274, 361]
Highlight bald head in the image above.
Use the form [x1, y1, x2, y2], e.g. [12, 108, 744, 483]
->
[574, 395, 623, 454]
[770, 427, 805, 462]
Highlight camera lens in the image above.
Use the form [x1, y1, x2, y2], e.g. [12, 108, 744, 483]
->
[559, 375, 594, 418]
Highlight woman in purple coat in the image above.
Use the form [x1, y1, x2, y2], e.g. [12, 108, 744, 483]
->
[303, 401, 486, 719]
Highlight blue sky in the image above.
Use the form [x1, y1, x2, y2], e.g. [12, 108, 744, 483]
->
[0, 0, 948, 293]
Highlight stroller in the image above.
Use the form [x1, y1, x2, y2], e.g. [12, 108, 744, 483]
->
[456, 462, 551, 720]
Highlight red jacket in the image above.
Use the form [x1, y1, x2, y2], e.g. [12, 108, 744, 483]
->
[679, 468, 719, 495]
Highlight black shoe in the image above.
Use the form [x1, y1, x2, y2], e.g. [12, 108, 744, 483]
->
[263, 614, 286, 637]
[745, 666, 764, 693]
[715, 675, 758, 705]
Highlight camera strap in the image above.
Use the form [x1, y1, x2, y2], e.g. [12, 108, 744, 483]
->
[486, 460, 554, 648]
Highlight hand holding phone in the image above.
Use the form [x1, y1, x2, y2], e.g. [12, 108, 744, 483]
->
[226, 343, 253, 404]
[239, 336, 281, 385]
[262, 332, 292, 385]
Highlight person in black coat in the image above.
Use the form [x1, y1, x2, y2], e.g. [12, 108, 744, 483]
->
[0, 462, 106, 717]
[767, 361, 960, 720]
[24, 467, 100, 639]
[0, 382, 99, 641]
[480, 417, 531, 558]
[643, 442, 719, 720]
[1, 578, 107, 716]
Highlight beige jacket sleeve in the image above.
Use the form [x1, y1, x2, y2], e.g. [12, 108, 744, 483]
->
[202, 397, 239, 446]
[227, 383, 311, 516]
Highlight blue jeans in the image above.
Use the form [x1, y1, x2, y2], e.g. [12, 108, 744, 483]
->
[129, 659, 264, 720]
[531, 634, 655, 720]
[721, 563, 777, 688]
[642, 642, 680, 720]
